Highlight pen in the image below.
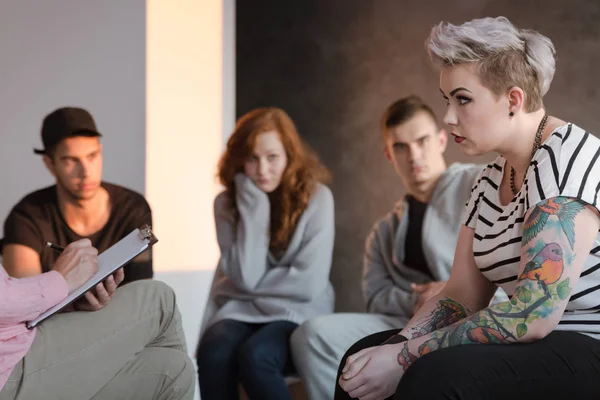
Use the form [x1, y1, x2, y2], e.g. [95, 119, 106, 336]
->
[45, 242, 65, 253]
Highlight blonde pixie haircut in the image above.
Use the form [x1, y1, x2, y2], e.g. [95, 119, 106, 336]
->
[426, 16, 556, 112]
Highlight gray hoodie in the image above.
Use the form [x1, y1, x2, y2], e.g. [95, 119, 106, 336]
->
[363, 162, 507, 325]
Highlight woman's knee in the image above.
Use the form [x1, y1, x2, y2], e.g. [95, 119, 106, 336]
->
[337, 333, 388, 372]
[197, 320, 250, 370]
[238, 322, 296, 373]
[395, 357, 437, 398]
[394, 346, 474, 399]
[237, 339, 278, 372]
[196, 338, 237, 371]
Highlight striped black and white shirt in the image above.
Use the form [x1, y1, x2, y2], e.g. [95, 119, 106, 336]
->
[464, 123, 600, 338]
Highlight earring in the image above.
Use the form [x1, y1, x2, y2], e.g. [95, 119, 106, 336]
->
[509, 111, 514, 117]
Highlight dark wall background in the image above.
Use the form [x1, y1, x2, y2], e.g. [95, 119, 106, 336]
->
[236, 0, 600, 312]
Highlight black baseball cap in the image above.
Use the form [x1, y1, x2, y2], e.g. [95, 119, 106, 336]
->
[33, 107, 102, 155]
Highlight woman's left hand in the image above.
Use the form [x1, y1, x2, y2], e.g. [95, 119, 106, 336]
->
[338, 343, 405, 399]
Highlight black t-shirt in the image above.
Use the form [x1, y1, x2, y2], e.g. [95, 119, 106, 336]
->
[403, 195, 434, 280]
[1, 182, 153, 285]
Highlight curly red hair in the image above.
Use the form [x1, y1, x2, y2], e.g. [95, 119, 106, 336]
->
[218, 107, 331, 253]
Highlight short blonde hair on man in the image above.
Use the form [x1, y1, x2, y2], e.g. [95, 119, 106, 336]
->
[426, 16, 556, 112]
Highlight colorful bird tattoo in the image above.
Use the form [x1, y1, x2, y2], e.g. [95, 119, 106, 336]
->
[523, 198, 585, 249]
[519, 242, 564, 285]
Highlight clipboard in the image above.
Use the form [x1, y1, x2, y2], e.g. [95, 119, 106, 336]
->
[26, 225, 158, 329]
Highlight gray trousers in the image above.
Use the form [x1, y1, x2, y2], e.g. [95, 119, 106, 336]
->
[290, 313, 406, 400]
[1, 280, 195, 400]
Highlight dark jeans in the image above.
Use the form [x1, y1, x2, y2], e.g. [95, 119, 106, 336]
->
[335, 330, 600, 400]
[197, 319, 298, 400]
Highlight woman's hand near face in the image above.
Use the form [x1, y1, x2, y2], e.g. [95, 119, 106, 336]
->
[234, 173, 270, 207]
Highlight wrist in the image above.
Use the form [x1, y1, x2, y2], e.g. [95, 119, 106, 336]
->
[382, 333, 409, 345]
[397, 341, 416, 371]
[41, 271, 69, 304]
[52, 270, 75, 291]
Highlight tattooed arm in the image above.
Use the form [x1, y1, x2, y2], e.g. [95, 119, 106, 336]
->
[394, 225, 498, 340]
[396, 197, 599, 370]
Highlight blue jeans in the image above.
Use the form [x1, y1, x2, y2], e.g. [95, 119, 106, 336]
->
[197, 319, 298, 400]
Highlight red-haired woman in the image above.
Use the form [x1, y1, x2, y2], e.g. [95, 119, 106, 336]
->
[196, 107, 335, 400]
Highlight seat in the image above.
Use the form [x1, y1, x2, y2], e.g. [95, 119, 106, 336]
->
[238, 375, 308, 400]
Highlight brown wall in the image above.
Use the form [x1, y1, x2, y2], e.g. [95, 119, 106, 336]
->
[236, 0, 600, 312]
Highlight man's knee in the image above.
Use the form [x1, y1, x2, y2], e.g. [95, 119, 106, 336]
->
[119, 279, 175, 304]
[156, 349, 196, 395]
[178, 353, 196, 393]
[290, 320, 312, 355]
[125, 280, 178, 315]
[152, 280, 177, 311]
[144, 280, 176, 301]
[291, 316, 336, 355]
[290, 322, 312, 371]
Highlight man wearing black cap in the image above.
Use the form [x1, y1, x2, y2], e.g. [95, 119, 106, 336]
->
[1, 107, 153, 311]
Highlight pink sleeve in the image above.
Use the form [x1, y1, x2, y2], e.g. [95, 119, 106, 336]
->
[0, 267, 68, 328]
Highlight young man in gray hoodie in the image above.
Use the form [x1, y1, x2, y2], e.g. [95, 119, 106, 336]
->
[291, 95, 505, 399]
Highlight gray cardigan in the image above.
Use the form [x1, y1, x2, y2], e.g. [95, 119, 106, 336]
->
[199, 174, 335, 336]
[363, 163, 507, 325]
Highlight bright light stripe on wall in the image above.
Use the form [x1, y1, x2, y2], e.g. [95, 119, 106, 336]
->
[146, 0, 231, 272]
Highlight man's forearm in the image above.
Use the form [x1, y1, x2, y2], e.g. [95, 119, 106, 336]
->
[0, 271, 68, 326]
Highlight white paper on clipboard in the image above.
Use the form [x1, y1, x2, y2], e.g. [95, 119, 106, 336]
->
[26, 225, 158, 329]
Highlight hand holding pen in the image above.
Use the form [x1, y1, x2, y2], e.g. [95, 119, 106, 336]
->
[47, 240, 124, 311]
[50, 239, 99, 294]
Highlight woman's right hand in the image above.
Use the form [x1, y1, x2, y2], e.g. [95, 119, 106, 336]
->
[235, 172, 269, 201]
[51, 239, 99, 294]
[234, 172, 253, 189]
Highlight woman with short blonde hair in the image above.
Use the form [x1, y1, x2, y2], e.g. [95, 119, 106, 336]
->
[336, 16, 600, 399]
